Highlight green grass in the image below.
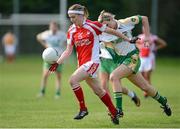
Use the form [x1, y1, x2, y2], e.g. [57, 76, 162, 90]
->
[0, 55, 180, 128]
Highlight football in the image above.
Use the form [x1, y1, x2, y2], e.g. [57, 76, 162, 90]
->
[42, 47, 59, 64]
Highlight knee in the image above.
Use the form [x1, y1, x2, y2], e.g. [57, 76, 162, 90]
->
[69, 76, 74, 85]
[43, 72, 49, 79]
[101, 80, 107, 88]
[94, 87, 106, 98]
[110, 73, 119, 83]
[69, 76, 78, 88]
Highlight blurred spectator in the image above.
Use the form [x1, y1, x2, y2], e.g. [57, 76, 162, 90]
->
[2, 31, 17, 63]
[136, 31, 167, 97]
[36, 21, 66, 99]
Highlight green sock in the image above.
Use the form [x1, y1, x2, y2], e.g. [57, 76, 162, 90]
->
[56, 90, 60, 96]
[153, 92, 167, 106]
[113, 92, 122, 110]
[40, 88, 45, 94]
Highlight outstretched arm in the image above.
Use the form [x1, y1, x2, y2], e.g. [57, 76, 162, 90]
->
[56, 44, 73, 64]
[155, 37, 167, 51]
[36, 33, 48, 48]
[104, 27, 139, 43]
[142, 16, 150, 41]
[49, 44, 73, 72]
[104, 27, 130, 42]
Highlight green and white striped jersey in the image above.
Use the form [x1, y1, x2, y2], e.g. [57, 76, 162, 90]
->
[99, 15, 142, 56]
[40, 30, 67, 55]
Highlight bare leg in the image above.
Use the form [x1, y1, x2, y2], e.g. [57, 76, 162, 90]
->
[69, 67, 89, 111]
[85, 77, 117, 118]
[127, 72, 156, 97]
[121, 87, 129, 95]
[99, 70, 140, 107]
[37, 69, 49, 97]
[110, 64, 132, 92]
[99, 71, 110, 95]
[85, 77, 105, 97]
[141, 70, 152, 97]
[110, 64, 133, 111]
[127, 72, 172, 116]
[55, 72, 61, 98]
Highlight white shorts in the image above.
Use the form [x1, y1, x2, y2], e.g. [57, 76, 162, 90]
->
[4, 45, 16, 55]
[139, 53, 155, 72]
[81, 61, 100, 78]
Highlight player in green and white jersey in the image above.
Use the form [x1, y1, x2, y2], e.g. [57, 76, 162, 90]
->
[36, 21, 66, 99]
[98, 10, 172, 117]
[99, 41, 140, 107]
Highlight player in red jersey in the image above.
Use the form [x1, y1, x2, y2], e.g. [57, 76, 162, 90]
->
[136, 30, 167, 97]
[49, 4, 137, 125]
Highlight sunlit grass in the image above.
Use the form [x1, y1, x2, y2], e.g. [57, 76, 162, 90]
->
[0, 55, 180, 128]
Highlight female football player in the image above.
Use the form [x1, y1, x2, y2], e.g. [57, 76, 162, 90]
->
[49, 4, 138, 125]
[98, 10, 171, 117]
[99, 41, 140, 107]
[2, 31, 17, 63]
[36, 21, 66, 99]
[137, 30, 167, 97]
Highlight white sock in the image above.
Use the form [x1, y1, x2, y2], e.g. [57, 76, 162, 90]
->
[128, 91, 135, 98]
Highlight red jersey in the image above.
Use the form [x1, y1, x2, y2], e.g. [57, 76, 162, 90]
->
[67, 19, 106, 66]
[137, 34, 158, 57]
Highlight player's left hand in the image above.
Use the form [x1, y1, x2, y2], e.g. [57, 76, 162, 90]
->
[129, 36, 140, 44]
[49, 63, 59, 72]
[144, 40, 150, 47]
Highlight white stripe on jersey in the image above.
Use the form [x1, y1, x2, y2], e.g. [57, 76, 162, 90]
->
[99, 20, 136, 56]
[100, 47, 113, 59]
[83, 24, 100, 63]
[114, 21, 136, 55]
[67, 27, 76, 45]
[115, 42, 135, 55]
[86, 22, 106, 32]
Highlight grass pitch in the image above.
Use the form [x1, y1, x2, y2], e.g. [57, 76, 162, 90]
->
[0, 55, 180, 128]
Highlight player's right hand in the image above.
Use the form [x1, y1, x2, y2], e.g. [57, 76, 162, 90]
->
[49, 63, 59, 72]
[129, 36, 140, 44]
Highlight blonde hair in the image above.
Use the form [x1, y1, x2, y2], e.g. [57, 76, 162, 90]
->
[98, 10, 115, 23]
[68, 4, 89, 18]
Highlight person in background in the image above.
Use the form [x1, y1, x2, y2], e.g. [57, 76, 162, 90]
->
[36, 21, 66, 99]
[2, 31, 17, 63]
[136, 30, 167, 97]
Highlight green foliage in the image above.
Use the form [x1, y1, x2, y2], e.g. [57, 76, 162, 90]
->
[0, 0, 180, 56]
[0, 0, 13, 14]
[20, 0, 59, 13]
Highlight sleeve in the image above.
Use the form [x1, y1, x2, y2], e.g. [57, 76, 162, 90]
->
[88, 21, 107, 35]
[93, 21, 107, 32]
[67, 31, 74, 46]
[40, 31, 48, 40]
[119, 15, 142, 25]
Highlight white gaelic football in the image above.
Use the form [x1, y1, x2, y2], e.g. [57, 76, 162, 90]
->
[42, 47, 59, 64]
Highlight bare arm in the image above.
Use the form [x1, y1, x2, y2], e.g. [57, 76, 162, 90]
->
[104, 27, 130, 42]
[56, 44, 73, 64]
[142, 16, 150, 40]
[155, 37, 167, 50]
[36, 33, 48, 48]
